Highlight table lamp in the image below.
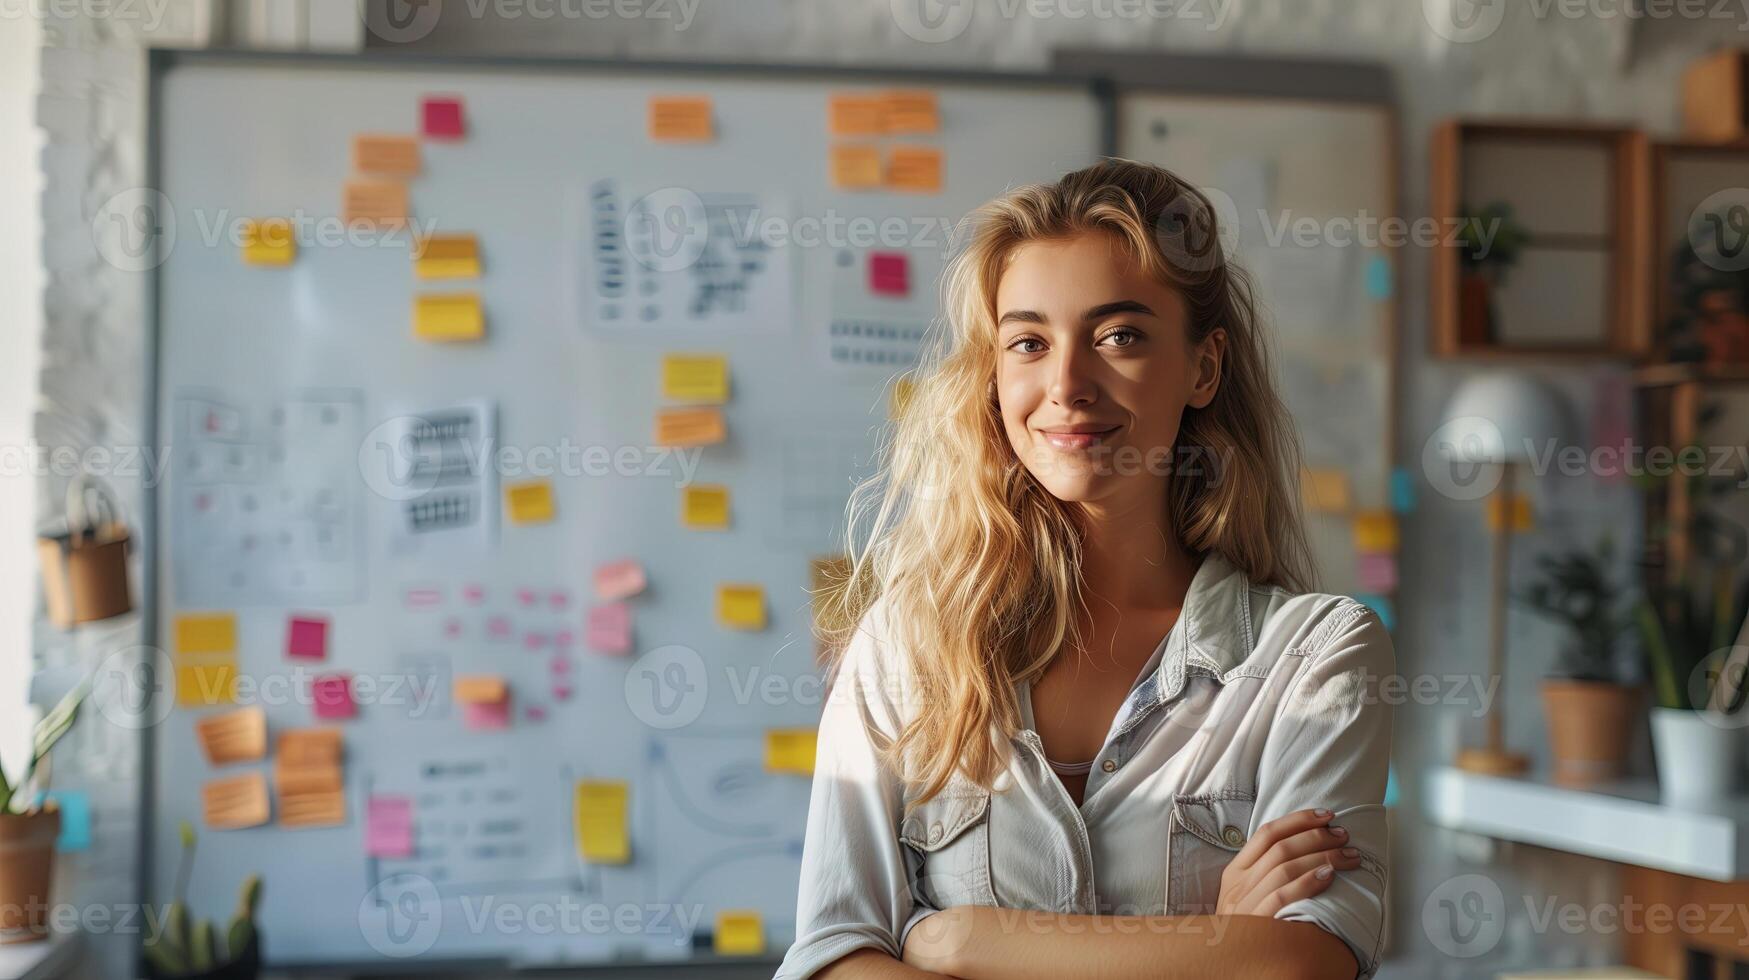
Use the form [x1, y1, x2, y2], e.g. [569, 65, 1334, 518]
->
[1436, 373, 1575, 776]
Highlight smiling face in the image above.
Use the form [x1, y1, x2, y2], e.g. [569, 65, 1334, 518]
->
[994, 229, 1224, 511]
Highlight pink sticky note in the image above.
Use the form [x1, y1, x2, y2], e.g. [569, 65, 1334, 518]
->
[593, 559, 647, 601]
[524, 631, 549, 651]
[549, 590, 569, 610]
[486, 616, 513, 640]
[404, 587, 442, 608]
[586, 602, 632, 655]
[869, 252, 909, 297]
[313, 674, 356, 720]
[462, 584, 486, 605]
[517, 588, 538, 608]
[287, 615, 329, 661]
[422, 96, 466, 140]
[524, 705, 548, 722]
[552, 685, 573, 701]
[463, 696, 511, 731]
[366, 796, 414, 859]
[550, 654, 572, 676]
[443, 617, 464, 639]
[554, 630, 575, 648]
[1357, 552, 1398, 593]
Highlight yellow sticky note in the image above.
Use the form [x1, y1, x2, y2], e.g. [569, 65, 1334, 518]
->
[241, 218, 296, 266]
[828, 94, 883, 136]
[879, 90, 939, 134]
[663, 354, 730, 403]
[353, 134, 422, 177]
[505, 480, 556, 525]
[175, 613, 237, 655]
[576, 780, 630, 864]
[1300, 468, 1351, 513]
[682, 485, 730, 529]
[886, 146, 943, 193]
[414, 293, 485, 342]
[1351, 512, 1399, 552]
[655, 407, 726, 447]
[1487, 493, 1534, 532]
[415, 234, 481, 280]
[714, 910, 765, 957]
[764, 728, 818, 775]
[718, 584, 766, 631]
[830, 145, 883, 190]
[890, 377, 916, 419]
[649, 96, 713, 142]
[177, 659, 238, 708]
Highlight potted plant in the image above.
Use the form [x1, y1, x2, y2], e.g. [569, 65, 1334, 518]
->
[142, 822, 263, 980]
[1456, 201, 1530, 345]
[1637, 569, 1749, 803]
[1516, 537, 1641, 786]
[0, 684, 85, 944]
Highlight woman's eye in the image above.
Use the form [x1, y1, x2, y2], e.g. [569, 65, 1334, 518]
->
[1101, 328, 1140, 348]
[1009, 337, 1045, 354]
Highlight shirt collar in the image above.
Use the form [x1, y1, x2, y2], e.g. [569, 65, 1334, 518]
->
[1155, 551, 1256, 704]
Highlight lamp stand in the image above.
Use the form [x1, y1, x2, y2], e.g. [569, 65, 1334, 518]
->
[1456, 460, 1530, 777]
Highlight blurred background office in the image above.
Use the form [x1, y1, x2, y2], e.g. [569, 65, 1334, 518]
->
[5, 1, 1749, 978]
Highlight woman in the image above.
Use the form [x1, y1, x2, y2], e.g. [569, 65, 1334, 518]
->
[777, 160, 1393, 980]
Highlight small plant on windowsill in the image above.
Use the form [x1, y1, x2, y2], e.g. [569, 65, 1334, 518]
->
[1456, 201, 1530, 344]
[0, 684, 86, 944]
[141, 822, 263, 980]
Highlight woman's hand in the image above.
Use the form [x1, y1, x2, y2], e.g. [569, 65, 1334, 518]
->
[1215, 807, 1361, 917]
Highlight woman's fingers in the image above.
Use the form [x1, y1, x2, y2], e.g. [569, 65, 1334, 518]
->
[1251, 857, 1348, 917]
[1231, 808, 1334, 871]
[1262, 824, 1350, 866]
[1251, 847, 1363, 901]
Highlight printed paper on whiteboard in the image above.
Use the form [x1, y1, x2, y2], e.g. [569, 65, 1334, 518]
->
[367, 400, 498, 558]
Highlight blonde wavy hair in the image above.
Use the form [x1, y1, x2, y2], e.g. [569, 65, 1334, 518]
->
[822, 158, 1314, 807]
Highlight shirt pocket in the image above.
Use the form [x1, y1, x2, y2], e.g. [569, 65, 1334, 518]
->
[900, 789, 996, 910]
[1165, 791, 1255, 915]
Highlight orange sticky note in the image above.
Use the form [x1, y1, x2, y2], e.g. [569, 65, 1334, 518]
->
[413, 293, 485, 342]
[414, 234, 482, 279]
[886, 146, 943, 193]
[717, 583, 766, 631]
[655, 407, 726, 447]
[880, 90, 939, 134]
[353, 134, 422, 177]
[194, 707, 267, 767]
[344, 179, 409, 229]
[648, 96, 713, 142]
[1300, 468, 1352, 513]
[1351, 512, 1399, 552]
[505, 480, 556, 524]
[277, 728, 344, 768]
[202, 773, 270, 830]
[453, 675, 508, 705]
[241, 218, 296, 266]
[1487, 493, 1534, 532]
[830, 145, 883, 190]
[829, 94, 883, 136]
[682, 485, 730, 529]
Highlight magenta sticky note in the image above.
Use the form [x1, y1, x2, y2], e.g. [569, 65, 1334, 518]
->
[550, 654, 572, 676]
[422, 96, 466, 140]
[593, 559, 647, 601]
[486, 616, 513, 640]
[586, 602, 632, 655]
[869, 252, 909, 297]
[287, 615, 329, 661]
[463, 696, 511, 731]
[462, 583, 486, 605]
[313, 674, 355, 720]
[524, 704, 548, 722]
[1357, 552, 1398, 593]
[549, 590, 569, 610]
[366, 796, 414, 859]
[552, 684, 573, 701]
[517, 588, 538, 608]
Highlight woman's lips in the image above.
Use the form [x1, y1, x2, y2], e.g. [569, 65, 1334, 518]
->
[1039, 426, 1119, 451]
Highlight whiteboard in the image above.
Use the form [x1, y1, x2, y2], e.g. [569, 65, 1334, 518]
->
[146, 51, 1104, 969]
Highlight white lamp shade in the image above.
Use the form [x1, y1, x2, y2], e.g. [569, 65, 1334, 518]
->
[1436, 373, 1576, 464]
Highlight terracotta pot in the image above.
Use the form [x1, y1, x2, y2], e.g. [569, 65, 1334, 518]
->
[1458, 271, 1495, 345]
[0, 806, 60, 944]
[1541, 680, 1640, 786]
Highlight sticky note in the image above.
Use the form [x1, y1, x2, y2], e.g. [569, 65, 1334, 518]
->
[313, 674, 356, 721]
[655, 407, 726, 447]
[175, 613, 237, 655]
[1486, 493, 1534, 532]
[764, 728, 818, 775]
[890, 377, 915, 419]
[1390, 467, 1416, 513]
[277, 728, 343, 771]
[366, 795, 415, 859]
[886, 146, 943, 193]
[422, 95, 466, 140]
[717, 584, 766, 631]
[1351, 512, 1398, 552]
[176, 659, 238, 708]
[453, 675, 508, 705]
[1356, 593, 1396, 631]
[1300, 468, 1351, 513]
[414, 234, 482, 279]
[505, 480, 556, 524]
[1357, 551, 1398, 593]
[287, 614, 329, 661]
[194, 706, 267, 766]
[201, 773, 269, 831]
[830, 145, 883, 190]
[648, 96, 713, 142]
[576, 780, 630, 864]
[463, 697, 511, 731]
[586, 602, 633, 655]
[869, 252, 909, 297]
[682, 485, 730, 529]
[240, 218, 296, 266]
[828, 94, 882, 136]
[343, 180, 409, 228]
[714, 910, 766, 956]
[48, 792, 90, 852]
[353, 134, 422, 176]
[594, 559, 647, 601]
[662, 354, 730, 403]
[1366, 254, 1393, 300]
[879, 90, 939, 134]
[278, 788, 346, 829]
[414, 293, 485, 342]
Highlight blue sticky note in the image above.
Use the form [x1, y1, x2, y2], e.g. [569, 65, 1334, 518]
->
[1390, 467, 1416, 513]
[1365, 255, 1392, 300]
[1383, 764, 1399, 807]
[49, 791, 91, 852]
[1355, 593, 1395, 631]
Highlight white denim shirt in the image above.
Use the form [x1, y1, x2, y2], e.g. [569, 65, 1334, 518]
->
[777, 552, 1394, 979]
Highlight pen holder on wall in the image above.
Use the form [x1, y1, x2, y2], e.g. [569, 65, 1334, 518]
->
[36, 475, 135, 629]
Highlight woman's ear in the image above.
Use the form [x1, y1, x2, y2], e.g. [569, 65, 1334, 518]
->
[1187, 328, 1226, 410]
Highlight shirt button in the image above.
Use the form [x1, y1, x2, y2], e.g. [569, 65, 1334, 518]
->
[1101, 759, 1117, 773]
[928, 823, 943, 844]
[1222, 825, 1245, 847]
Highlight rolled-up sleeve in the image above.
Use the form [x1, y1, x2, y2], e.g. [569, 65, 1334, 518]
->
[775, 600, 918, 980]
[1253, 600, 1394, 979]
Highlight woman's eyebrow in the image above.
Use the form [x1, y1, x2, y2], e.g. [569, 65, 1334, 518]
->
[996, 299, 1156, 328]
